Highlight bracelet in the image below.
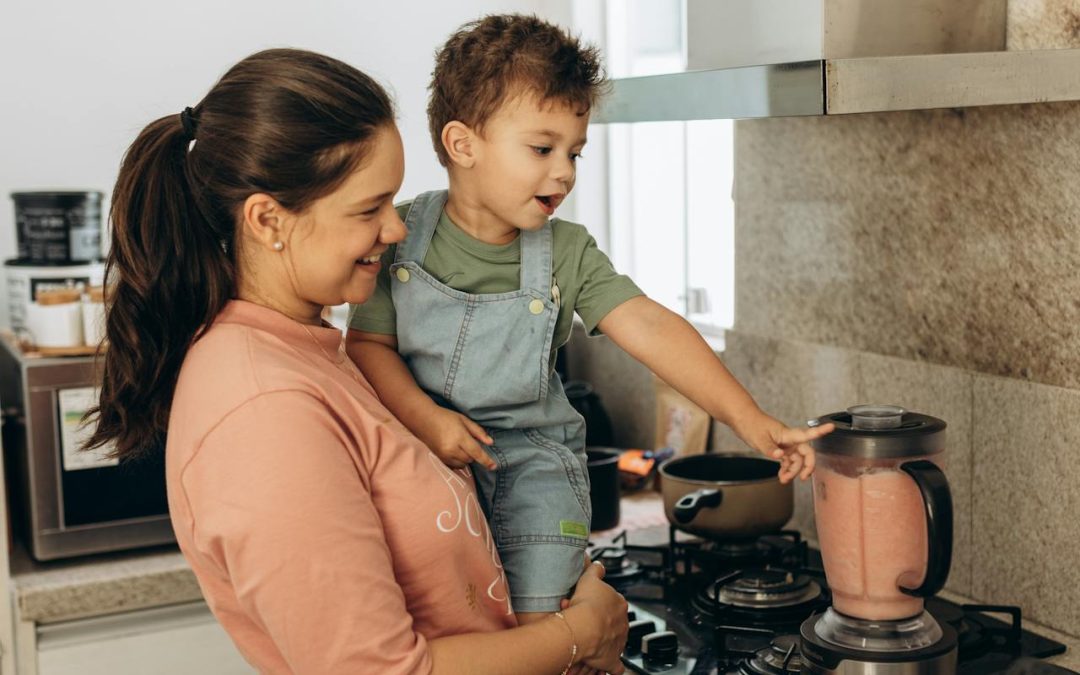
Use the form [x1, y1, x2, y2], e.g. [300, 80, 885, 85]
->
[553, 611, 578, 675]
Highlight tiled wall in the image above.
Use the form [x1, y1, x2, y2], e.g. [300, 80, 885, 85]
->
[567, 0, 1080, 635]
[723, 51, 1080, 637]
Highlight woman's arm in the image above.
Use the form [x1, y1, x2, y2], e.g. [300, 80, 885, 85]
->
[430, 563, 627, 675]
[182, 390, 624, 674]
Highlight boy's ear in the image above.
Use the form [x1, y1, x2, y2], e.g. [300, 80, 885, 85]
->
[442, 121, 476, 169]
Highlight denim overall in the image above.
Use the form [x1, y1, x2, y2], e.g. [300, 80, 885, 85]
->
[391, 190, 590, 612]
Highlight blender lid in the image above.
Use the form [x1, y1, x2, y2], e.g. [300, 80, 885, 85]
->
[809, 404, 946, 458]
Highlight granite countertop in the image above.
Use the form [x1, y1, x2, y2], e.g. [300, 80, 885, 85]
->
[9, 543, 203, 624]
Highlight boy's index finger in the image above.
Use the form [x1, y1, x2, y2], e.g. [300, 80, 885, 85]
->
[462, 440, 497, 470]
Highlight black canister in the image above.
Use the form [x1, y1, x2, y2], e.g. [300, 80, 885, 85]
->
[564, 380, 615, 447]
[586, 448, 621, 531]
[12, 191, 104, 263]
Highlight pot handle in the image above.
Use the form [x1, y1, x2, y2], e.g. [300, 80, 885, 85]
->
[673, 489, 723, 524]
[899, 460, 953, 598]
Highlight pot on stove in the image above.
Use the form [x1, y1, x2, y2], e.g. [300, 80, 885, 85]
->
[658, 454, 793, 538]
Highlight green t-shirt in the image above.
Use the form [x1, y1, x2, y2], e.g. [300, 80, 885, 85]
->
[348, 201, 642, 366]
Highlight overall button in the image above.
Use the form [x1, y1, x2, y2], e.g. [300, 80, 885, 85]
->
[395, 268, 411, 283]
[528, 299, 545, 315]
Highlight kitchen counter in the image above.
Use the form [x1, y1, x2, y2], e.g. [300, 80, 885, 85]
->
[8, 543, 202, 624]
[7, 492, 1078, 671]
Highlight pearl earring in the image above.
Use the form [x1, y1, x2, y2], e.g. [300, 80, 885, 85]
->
[272, 241, 284, 251]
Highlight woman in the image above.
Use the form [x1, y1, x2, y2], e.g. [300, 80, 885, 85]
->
[86, 48, 627, 675]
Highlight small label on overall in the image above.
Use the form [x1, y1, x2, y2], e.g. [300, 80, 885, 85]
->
[559, 520, 589, 538]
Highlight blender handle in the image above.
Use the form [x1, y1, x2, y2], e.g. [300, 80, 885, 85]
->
[900, 460, 953, 597]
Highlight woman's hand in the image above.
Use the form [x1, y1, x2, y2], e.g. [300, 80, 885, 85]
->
[415, 407, 496, 470]
[736, 412, 834, 483]
[561, 561, 628, 674]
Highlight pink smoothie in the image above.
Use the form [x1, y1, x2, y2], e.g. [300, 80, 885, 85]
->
[813, 464, 928, 620]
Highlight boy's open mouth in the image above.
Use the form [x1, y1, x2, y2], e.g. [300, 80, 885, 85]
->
[356, 253, 382, 266]
[535, 194, 563, 215]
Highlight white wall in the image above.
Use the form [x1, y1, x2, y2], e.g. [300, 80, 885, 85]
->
[0, 0, 574, 327]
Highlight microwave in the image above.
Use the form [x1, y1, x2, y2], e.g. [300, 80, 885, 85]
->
[0, 338, 174, 560]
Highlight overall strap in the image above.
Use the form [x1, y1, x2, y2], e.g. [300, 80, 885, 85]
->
[394, 190, 448, 264]
[518, 220, 553, 295]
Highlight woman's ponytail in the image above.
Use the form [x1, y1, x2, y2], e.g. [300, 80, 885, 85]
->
[85, 111, 234, 460]
[85, 48, 394, 461]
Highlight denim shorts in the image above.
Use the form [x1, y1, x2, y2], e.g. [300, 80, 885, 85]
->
[473, 424, 591, 613]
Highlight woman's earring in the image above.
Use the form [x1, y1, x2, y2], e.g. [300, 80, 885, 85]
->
[272, 241, 284, 252]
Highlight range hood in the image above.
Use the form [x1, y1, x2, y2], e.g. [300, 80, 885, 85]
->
[593, 0, 1080, 123]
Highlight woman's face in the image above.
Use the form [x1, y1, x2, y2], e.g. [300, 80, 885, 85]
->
[284, 124, 406, 309]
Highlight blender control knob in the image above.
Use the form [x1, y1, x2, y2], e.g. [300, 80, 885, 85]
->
[626, 620, 656, 655]
[642, 631, 679, 668]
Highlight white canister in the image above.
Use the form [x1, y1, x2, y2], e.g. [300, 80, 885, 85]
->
[82, 286, 107, 347]
[24, 288, 84, 348]
[4, 259, 105, 332]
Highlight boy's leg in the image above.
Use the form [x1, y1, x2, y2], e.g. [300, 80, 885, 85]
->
[473, 427, 592, 615]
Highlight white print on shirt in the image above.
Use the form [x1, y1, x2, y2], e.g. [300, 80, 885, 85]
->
[427, 454, 513, 615]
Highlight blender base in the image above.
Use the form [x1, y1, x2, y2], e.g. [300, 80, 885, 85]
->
[800, 614, 959, 674]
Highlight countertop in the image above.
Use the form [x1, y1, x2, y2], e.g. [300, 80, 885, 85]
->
[8, 492, 1079, 672]
[9, 542, 202, 624]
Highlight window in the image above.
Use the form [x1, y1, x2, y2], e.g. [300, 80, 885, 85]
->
[574, 0, 735, 334]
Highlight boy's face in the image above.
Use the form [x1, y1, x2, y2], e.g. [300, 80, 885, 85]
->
[465, 93, 589, 232]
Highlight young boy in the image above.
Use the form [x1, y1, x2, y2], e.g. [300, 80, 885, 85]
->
[346, 14, 833, 620]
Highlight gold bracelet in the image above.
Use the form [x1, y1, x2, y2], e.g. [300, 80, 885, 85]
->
[553, 611, 578, 675]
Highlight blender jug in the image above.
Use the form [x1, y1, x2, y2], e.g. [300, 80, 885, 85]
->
[808, 404, 954, 655]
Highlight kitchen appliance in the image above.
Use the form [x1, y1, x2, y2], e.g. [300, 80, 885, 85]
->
[587, 447, 621, 531]
[801, 405, 954, 674]
[587, 524, 1073, 675]
[0, 337, 174, 560]
[659, 454, 793, 539]
[593, 0, 1080, 123]
[4, 258, 106, 334]
[12, 191, 104, 264]
[566, 380, 615, 447]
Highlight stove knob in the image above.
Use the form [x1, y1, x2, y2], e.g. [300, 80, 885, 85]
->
[625, 619, 656, 656]
[641, 631, 679, 668]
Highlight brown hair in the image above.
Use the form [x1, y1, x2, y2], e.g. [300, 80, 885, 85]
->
[86, 48, 395, 461]
[427, 13, 607, 166]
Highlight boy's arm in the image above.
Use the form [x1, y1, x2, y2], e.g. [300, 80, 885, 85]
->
[345, 330, 495, 469]
[596, 297, 832, 482]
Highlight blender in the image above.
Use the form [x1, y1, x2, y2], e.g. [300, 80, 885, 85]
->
[800, 404, 956, 674]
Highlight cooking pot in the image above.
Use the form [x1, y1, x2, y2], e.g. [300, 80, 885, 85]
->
[659, 454, 792, 537]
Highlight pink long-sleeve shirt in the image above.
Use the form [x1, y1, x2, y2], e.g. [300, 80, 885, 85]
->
[166, 300, 515, 674]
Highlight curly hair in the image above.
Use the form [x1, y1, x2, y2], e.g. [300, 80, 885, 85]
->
[427, 13, 608, 166]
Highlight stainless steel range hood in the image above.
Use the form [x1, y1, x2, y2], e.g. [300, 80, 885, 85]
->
[593, 0, 1080, 123]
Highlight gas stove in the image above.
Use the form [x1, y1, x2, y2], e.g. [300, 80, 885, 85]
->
[589, 527, 1074, 675]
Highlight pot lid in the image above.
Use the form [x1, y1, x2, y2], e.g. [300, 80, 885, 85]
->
[809, 404, 946, 459]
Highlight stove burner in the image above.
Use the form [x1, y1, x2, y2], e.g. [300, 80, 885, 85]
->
[602, 526, 1072, 675]
[693, 568, 829, 629]
[669, 527, 810, 578]
[717, 568, 823, 609]
[589, 542, 645, 585]
[925, 599, 1024, 661]
[738, 634, 803, 675]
